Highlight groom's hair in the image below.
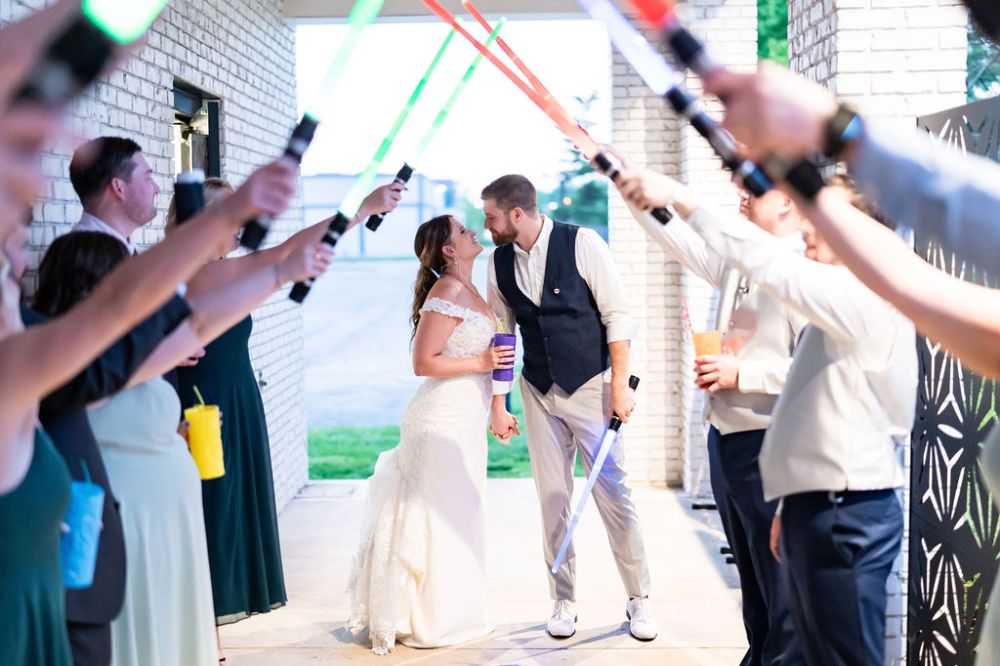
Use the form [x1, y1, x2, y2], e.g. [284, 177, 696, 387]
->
[481, 175, 538, 215]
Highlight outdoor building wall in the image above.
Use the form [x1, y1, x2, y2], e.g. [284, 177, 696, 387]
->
[609, 0, 757, 492]
[2, 0, 307, 510]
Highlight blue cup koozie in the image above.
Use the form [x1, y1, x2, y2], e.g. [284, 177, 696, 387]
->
[60, 479, 105, 590]
[492, 333, 517, 382]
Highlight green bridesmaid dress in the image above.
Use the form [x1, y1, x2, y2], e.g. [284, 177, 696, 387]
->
[0, 428, 73, 665]
[177, 315, 287, 624]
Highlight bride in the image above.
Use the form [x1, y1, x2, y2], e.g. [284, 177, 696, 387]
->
[347, 214, 516, 655]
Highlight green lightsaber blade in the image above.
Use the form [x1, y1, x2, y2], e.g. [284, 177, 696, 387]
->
[361, 29, 456, 180]
[304, 0, 386, 124]
[412, 17, 505, 163]
[82, 0, 170, 43]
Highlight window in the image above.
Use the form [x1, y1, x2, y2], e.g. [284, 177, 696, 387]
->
[172, 79, 220, 178]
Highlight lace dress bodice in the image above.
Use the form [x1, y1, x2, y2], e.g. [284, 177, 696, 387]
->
[419, 297, 495, 358]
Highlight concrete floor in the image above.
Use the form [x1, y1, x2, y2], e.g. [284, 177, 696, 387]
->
[220, 479, 746, 665]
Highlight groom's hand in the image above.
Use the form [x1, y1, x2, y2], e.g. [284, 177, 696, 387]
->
[610, 379, 636, 424]
[490, 408, 520, 445]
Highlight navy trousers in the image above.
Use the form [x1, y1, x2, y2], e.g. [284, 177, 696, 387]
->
[709, 427, 803, 665]
[781, 489, 902, 666]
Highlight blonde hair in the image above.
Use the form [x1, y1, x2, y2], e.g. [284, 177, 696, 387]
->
[165, 176, 234, 232]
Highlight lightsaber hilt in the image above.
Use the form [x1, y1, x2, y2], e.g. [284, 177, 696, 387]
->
[658, 18, 825, 200]
[15, 14, 114, 107]
[662, 87, 772, 196]
[592, 153, 673, 225]
[365, 163, 414, 232]
[550, 373, 639, 575]
[609, 375, 641, 430]
[289, 210, 350, 303]
[241, 115, 319, 251]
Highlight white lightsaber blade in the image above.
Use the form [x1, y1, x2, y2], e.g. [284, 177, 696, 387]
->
[578, 0, 679, 96]
[551, 375, 640, 575]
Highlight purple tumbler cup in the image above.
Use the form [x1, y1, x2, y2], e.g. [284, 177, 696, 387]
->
[492, 333, 517, 381]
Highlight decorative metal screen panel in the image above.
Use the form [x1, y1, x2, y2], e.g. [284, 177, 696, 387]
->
[909, 98, 999, 665]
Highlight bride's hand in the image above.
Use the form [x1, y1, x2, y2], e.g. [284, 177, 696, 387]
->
[480, 344, 515, 373]
[490, 408, 520, 446]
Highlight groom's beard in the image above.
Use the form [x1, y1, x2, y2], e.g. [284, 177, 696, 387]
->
[488, 222, 517, 246]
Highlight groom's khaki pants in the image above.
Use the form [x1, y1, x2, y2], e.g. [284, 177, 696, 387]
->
[520, 371, 652, 602]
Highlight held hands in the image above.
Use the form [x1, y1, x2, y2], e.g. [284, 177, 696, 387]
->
[276, 241, 334, 286]
[694, 354, 740, 393]
[225, 158, 298, 227]
[489, 406, 520, 445]
[703, 63, 838, 163]
[480, 343, 515, 374]
[609, 379, 636, 424]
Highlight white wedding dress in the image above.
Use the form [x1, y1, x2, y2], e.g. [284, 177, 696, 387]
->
[348, 297, 495, 654]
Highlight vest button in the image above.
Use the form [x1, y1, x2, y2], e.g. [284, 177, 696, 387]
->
[553, 288, 560, 294]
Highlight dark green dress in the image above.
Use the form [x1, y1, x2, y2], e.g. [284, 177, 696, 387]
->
[0, 428, 73, 664]
[177, 315, 287, 624]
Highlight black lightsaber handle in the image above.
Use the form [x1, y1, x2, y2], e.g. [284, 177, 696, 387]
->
[289, 210, 350, 303]
[15, 14, 114, 107]
[365, 163, 414, 232]
[660, 22, 825, 201]
[173, 171, 205, 226]
[592, 153, 674, 224]
[609, 374, 640, 431]
[242, 115, 319, 251]
[663, 87, 773, 196]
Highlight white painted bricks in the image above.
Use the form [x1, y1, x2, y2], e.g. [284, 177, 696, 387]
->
[3, 0, 307, 511]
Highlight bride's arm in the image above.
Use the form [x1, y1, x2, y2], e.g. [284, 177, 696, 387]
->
[412, 311, 505, 379]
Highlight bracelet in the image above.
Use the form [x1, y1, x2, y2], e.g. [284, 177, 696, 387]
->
[823, 102, 862, 160]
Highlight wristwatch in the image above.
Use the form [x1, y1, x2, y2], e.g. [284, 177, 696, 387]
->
[823, 102, 862, 161]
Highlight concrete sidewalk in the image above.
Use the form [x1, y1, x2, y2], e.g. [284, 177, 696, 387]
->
[221, 479, 746, 664]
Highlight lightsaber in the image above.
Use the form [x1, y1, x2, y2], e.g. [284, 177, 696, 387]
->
[551, 375, 640, 575]
[16, 0, 169, 107]
[241, 0, 385, 250]
[437, 0, 672, 223]
[363, 28, 456, 232]
[369, 19, 505, 233]
[578, 0, 774, 204]
[623, 0, 825, 199]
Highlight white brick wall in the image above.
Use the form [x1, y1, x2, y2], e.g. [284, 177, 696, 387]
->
[787, 1, 966, 661]
[609, 0, 756, 494]
[3, 0, 307, 511]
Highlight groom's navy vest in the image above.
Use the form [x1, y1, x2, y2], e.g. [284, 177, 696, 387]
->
[495, 221, 609, 395]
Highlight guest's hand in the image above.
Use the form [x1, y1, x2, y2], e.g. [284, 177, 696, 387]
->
[479, 344, 515, 373]
[225, 158, 298, 228]
[357, 182, 405, 222]
[694, 354, 740, 393]
[178, 419, 190, 442]
[489, 407, 520, 445]
[176, 347, 206, 367]
[276, 241, 333, 286]
[609, 379, 636, 423]
[703, 63, 838, 163]
[769, 514, 782, 563]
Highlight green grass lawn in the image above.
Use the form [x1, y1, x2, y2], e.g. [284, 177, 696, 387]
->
[308, 378, 583, 479]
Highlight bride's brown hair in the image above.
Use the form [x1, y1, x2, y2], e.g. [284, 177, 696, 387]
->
[411, 215, 454, 337]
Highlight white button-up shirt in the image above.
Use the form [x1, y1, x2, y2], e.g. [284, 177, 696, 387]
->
[73, 212, 137, 255]
[487, 216, 636, 394]
[629, 204, 808, 435]
[688, 206, 917, 501]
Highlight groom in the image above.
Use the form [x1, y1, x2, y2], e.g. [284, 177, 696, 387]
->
[483, 174, 657, 641]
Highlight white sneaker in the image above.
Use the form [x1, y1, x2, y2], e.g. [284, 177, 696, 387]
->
[626, 597, 658, 641]
[546, 599, 577, 638]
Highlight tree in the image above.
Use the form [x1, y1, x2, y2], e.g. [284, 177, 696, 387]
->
[968, 20, 1000, 101]
[539, 92, 609, 231]
[758, 0, 788, 66]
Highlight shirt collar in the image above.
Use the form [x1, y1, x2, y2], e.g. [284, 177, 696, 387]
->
[513, 215, 552, 259]
[77, 212, 135, 252]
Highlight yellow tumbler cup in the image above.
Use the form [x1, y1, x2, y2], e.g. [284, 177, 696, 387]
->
[184, 404, 224, 480]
